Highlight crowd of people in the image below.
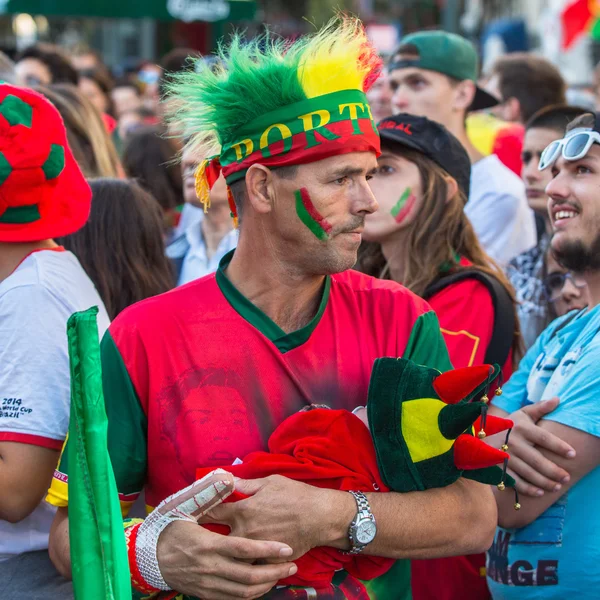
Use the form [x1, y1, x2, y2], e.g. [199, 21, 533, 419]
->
[0, 14, 599, 600]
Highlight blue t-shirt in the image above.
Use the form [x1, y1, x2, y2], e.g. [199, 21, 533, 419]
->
[487, 305, 600, 599]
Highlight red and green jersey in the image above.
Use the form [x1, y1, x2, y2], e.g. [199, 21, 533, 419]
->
[48, 250, 451, 600]
[412, 259, 513, 600]
[428, 259, 513, 380]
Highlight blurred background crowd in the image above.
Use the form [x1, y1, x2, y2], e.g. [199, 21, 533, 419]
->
[2, 1, 600, 598]
[0, 0, 595, 316]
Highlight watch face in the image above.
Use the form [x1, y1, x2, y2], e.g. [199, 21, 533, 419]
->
[356, 520, 377, 544]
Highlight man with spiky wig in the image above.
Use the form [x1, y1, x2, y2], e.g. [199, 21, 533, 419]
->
[47, 17, 496, 600]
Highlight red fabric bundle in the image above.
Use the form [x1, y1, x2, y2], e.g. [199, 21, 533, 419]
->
[196, 408, 394, 587]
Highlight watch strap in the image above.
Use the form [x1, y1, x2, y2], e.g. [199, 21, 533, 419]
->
[345, 490, 375, 555]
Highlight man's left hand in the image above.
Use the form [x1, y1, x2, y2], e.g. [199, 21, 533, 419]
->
[202, 475, 355, 560]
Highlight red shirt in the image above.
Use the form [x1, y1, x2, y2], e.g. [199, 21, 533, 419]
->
[196, 408, 394, 588]
[49, 252, 453, 599]
[428, 263, 513, 380]
[412, 263, 514, 600]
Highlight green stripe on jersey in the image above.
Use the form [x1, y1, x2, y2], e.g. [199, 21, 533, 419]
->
[101, 331, 148, 500]
[362, 559, 412, 599]
[216, 250, 331, 353]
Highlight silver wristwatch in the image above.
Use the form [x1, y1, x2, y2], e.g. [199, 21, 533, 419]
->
[345, 490, 377, 554]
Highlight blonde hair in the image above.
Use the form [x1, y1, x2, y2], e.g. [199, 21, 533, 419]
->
[37, 83, 122, 178]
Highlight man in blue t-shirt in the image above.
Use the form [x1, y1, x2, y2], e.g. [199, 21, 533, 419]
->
[486, 111, 600, 598]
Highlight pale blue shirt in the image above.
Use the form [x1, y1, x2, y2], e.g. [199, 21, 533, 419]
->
[173, 203, 204, 238]
[168, 224, 238, 286]
[487, 305, 600, 599]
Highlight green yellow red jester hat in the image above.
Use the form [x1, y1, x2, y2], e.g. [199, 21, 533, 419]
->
[368, 358, 520, 508]
[166, 16, 382, 227]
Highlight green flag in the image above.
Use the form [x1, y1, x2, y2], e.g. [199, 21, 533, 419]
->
[67, 307, 132, 600]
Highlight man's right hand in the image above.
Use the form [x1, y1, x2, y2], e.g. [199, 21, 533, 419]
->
[157, 520, 298, 600]
[490, 398, 576, 497]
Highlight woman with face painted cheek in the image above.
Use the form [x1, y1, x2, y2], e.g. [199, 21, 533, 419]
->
[359, 114, 522, 600]
[361, 113, 521, 376]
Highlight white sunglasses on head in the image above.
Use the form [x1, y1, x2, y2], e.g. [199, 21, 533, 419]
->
[539, 128, 600, 171]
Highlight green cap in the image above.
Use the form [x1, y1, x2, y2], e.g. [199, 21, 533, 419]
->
[390, 30, 498, 111]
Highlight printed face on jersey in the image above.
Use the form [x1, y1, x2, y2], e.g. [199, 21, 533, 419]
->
[389, 67, 461, 127]
[521, 127, 560, 216]
[267, 151, 378, 274]
[546, 143, 600, 272]
[363, 151, 422, 242]
[156, 365, 265, 483]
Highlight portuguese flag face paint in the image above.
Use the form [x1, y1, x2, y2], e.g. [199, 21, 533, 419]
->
[390, 187, 416, 224]
[295, 187, 333, 241]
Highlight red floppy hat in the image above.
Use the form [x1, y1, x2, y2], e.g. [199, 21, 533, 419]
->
[0, 83, 91, 242]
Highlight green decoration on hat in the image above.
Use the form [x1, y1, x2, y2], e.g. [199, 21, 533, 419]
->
[0, 94, 33, 128]
[42, 144, 66, 180]
[0, 150, 12, 186]
[0, 204, 41, 224]
[367, 358, 518, 504]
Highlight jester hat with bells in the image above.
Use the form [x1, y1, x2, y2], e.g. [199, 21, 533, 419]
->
[368, 358, 521, 509]
[166, 16, 382, 227]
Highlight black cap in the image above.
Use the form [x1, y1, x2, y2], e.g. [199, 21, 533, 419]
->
[377, 113, 471, 198]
